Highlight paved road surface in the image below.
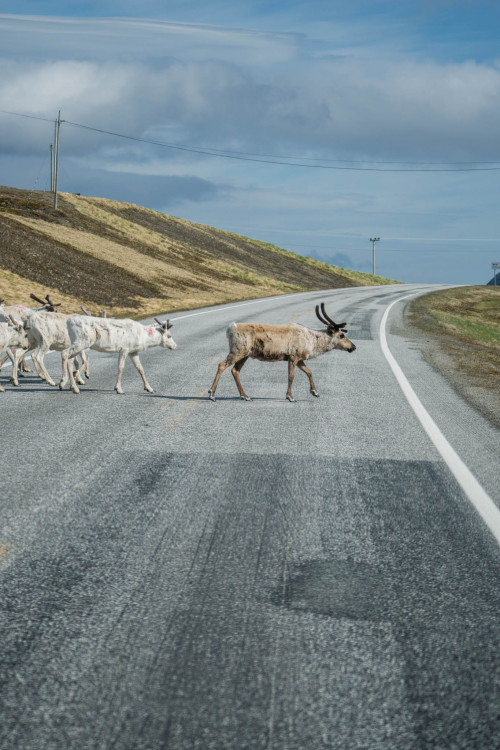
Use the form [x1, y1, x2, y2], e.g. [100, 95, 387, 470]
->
[1, 284, 499, 749]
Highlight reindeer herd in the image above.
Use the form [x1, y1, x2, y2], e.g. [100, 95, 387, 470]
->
[0, 294, 356, 401]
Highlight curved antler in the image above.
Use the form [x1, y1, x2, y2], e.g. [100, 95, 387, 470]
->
[45, 294, 61, 308]
[315, 304, 330, 326]
[320, 303, 346, 331]
[30, 292, 46, 306]
[154, 317, 173, 330]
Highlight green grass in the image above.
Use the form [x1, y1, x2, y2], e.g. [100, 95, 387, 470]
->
[411, 286, 500, 351]
[432, 310, 500, 347]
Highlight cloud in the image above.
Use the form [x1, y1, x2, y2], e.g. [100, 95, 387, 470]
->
[0, 15, 300, 67]
[1, 25, 500, 166]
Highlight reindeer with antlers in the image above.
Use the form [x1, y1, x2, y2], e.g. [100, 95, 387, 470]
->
[0, 293, 61, 383]
[7, 292, 96, 388]
[209, 302, 356, 402]
[61, 315, 177, 394]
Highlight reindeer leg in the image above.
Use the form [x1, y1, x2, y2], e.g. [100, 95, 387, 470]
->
[83, 350, 90, 379]
[114, 350, 128, 395]
[297, 360, 319, 397]
[231, 357, 250, 400]
[72, 354, 86, 386]
[209, 353, 240, 401]
[65, 347, 82, 394]
[130, 353, 154, 393]
[11, 348, 26, 387]
[32, 343, 57, 386]
[60, 350, 70, 390]
[286, 359, 297, 402]
[20, 353, 31, 373]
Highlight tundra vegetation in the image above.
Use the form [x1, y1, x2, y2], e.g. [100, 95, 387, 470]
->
[408, 286, 500, 427]
[0, 185, 399, 321]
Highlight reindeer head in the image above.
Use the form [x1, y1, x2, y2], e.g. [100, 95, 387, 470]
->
[315, 303, 356, 353]
[7, 315, 29, 349]
[154, 318, 177, 350]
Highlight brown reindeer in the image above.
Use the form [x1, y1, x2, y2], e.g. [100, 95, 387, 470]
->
[209, 302, 356, 402]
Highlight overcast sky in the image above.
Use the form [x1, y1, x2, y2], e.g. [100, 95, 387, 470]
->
[1, 1, 499, 284]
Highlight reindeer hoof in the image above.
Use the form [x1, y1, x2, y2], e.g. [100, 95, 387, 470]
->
[71, 387, 80, 395]
[209, 393, 216, 402]
[286, 395, 295, 402]
[311, 390, 319, 397]
[240, 395, 251, 401]
[145, 386, 154, 393]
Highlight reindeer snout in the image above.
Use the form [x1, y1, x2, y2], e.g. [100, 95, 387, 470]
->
[349, 344, 356, 353]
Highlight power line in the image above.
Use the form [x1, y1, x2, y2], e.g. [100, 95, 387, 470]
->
[0, 108, 55, 124]
[2, 107, 500, 172]
[62, 120, 500, 171]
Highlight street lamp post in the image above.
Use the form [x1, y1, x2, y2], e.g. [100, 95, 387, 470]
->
[370, 237, 380, 276]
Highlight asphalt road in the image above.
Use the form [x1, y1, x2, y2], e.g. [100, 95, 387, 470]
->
[1, 284, 499, 750]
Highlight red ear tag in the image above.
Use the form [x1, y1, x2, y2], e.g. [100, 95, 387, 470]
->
[148, 326, 154, 335]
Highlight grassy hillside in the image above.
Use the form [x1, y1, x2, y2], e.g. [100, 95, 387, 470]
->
[408, 286, 500, 426]
[0, 185, 400, 317]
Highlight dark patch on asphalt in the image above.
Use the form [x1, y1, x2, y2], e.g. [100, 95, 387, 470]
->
[272, 558, 393, 620]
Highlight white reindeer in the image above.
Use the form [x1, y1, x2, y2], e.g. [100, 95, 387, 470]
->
[0, 294, 59, 382]
[61, 316, 177, 394]
[19, 309, 90, 388]
[209, 302, 356, 402]
[0, 317, 29, 392]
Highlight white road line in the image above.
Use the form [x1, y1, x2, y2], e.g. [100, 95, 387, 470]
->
[380, 293, 500, 546]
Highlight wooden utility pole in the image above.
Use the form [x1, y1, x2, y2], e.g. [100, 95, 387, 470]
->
[50, 143, 54, 191]
[53, 111, 61, 209]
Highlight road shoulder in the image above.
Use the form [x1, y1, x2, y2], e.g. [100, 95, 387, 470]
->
[403, 300, 500, 431]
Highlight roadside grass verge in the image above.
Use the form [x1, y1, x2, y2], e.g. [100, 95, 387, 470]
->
[407, 285, 500, 426]
[410, 286, 500, 352]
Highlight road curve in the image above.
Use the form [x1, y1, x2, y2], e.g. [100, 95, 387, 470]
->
[1, 284, 499, 750]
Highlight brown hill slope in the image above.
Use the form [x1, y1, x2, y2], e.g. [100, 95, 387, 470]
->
[0, 185, 400, 316]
